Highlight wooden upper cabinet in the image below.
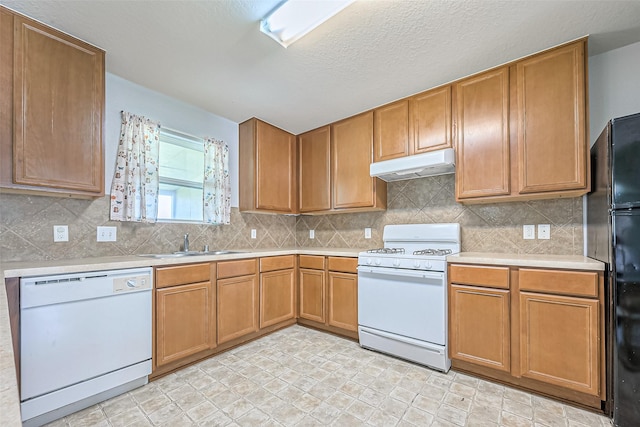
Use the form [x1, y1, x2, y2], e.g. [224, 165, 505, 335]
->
[239, 118, 297, 214]
[516, 41, 588, 194]
[455, 67, 511, 200]
[372, 86, 452, 163]
[410, 85, 452, 154]
[373, 100, 409, 162]
[298, 126, 331, 212]
[0, 8, 104, 197]
[332, 111, 386, 210]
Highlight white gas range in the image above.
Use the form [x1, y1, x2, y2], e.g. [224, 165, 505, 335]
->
[357, 223, 460, 372]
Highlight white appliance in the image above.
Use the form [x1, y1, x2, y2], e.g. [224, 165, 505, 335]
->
[369, 148, 455, 182]
[358, 223, 460, 372]
[20, 267, 153, 427]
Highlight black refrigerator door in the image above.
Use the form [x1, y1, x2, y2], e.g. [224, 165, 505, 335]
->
[612, 209, 640, 426]
[612, 113, 640, 209]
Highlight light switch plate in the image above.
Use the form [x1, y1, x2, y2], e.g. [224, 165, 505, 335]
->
[364, 228, 372, 239]
[309, 230, 315, 239]
[251, 229, 257, 239]
[97, 226, 117, 242]
[53, 225, 68, 242]
[523, 224, 535, 240]
[538, 224, 551, 240]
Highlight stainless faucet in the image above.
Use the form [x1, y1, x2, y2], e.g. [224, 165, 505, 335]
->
[183, 234, 189, 252]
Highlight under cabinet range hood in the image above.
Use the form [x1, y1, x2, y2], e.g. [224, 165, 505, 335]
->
[370, 148, 455, 182]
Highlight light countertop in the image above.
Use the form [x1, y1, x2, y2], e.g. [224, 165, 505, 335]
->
[447, 252, 605, 271]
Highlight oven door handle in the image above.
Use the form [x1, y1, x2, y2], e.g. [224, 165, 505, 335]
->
[357, 266, 444, 280]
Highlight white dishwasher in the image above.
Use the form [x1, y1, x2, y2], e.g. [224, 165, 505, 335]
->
[20, 267, 153, 427]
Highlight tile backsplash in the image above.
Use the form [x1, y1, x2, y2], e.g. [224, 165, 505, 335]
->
[0, 174, 583, 263]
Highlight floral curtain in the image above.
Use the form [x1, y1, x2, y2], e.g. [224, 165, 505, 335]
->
[203, 138, 230, 224]
[109, 111, 161, 223]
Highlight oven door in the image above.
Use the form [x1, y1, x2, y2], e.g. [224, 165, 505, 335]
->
[357, 266, 446, 345]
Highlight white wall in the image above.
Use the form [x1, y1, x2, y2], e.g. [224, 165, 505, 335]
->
[104, 73, 240, 206]
[588, 41, 640, 145]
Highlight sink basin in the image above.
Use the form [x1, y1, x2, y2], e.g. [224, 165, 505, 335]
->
[138, 250, 242, 258]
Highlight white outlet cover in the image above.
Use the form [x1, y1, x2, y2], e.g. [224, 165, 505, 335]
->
[364, 228, 372, 239]
[309, 230, 315, 239]
[538, 224, 551, 240]
[251, 229, 257, 239]
[523, 224, 535, 240]
[97, 226, 117, 242]
[53, 225, 69, 242]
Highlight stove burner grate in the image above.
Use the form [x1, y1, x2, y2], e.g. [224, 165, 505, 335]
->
[366, 247, 405, 255]
[413, 248, 453, 256]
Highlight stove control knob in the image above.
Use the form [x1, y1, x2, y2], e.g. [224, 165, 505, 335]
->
[375, 258, 382, 266]
[366, 258, 373, 265]
[425, 262, 432, 270]
[393, 259, 401, 267]
[413, 260, 421, 269]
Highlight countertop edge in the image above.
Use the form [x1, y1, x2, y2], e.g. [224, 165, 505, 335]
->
[446, 252, 605, 271]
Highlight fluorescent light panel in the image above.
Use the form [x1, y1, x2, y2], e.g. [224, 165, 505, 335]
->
[261, 0, 355, 48]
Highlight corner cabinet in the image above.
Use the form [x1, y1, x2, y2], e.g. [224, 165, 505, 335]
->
[331, 112, 387, 211]
[259, 256, 296, 328]
[298, 126, 331, 213]
[455, 39, 589, 204]
[0, 7, 105, 198]
[239, 118, 297, 214]
[448, 262, 605, 409]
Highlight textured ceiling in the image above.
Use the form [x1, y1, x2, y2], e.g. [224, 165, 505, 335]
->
[3, 0, 640, 134]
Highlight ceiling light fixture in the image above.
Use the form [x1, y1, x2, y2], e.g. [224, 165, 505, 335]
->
[260, 0, 355, 48]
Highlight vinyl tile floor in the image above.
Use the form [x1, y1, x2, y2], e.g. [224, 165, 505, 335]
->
[46, 325, 612, 427]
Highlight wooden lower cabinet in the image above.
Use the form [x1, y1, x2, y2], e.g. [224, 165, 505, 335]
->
[519, 292, 600, 395]
[449, 284, 510, 372]
[449, 263, 605, 408]
[217, 274, 259, 344]
[299, 268, 325, 323]
[260, 268, 296, 328]
[155, 281, 216, 367]
[327, 271, 358, 332]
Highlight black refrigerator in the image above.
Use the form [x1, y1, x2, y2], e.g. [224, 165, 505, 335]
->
[587, 112, 640, 427]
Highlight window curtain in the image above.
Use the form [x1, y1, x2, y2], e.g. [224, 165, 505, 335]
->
[109, 111, 161, 223]
[203, 138, 230, 224]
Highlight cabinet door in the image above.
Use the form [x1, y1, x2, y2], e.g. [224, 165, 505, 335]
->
[332, 111, 377, 209]
[299, 268, 325, 323]
[217, 274, 259, 344]
[373, 100, 409, 162]
[260, 269, 295, 328]
[156, 282, 215, 367]
[410, 86, 452, 154]
[12, 14, 104, 194]
[327, 272, 358, 331]
[455, 67, 510, 200]
[519, 292, 599, 396]
[298, 126, 331, 212]
[256, 120, 297, 212]
[517, 42, 587, 194]
[449, 284, 511, 372]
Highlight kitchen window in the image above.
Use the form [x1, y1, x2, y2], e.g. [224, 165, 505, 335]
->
[157, 128, 205, 222]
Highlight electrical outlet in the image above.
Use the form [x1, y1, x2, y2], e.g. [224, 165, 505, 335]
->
[523, 224, 535, 240]
[97, 226, 117, 242]
[53, 225, 68, 242]
[309, 230, 315, 239]
[364, 228, 372, 239]
[251, 229, 257, 239]
[538, 224, 551, 240]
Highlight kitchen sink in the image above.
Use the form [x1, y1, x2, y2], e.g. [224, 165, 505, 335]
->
[138, 250, 242, 258]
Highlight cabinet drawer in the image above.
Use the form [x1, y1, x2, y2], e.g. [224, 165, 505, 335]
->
[217, 259, 257, 279]
[299, 255, 325, 270]
[156, 263, 211, 289]
[519, 269, 599, 298]
[327, 257, 358, 273]
[260, 255, 295, 272]
[449, 264, 509, 289]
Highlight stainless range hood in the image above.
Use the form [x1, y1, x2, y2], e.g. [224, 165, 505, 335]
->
[370, 148, 455, 182]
